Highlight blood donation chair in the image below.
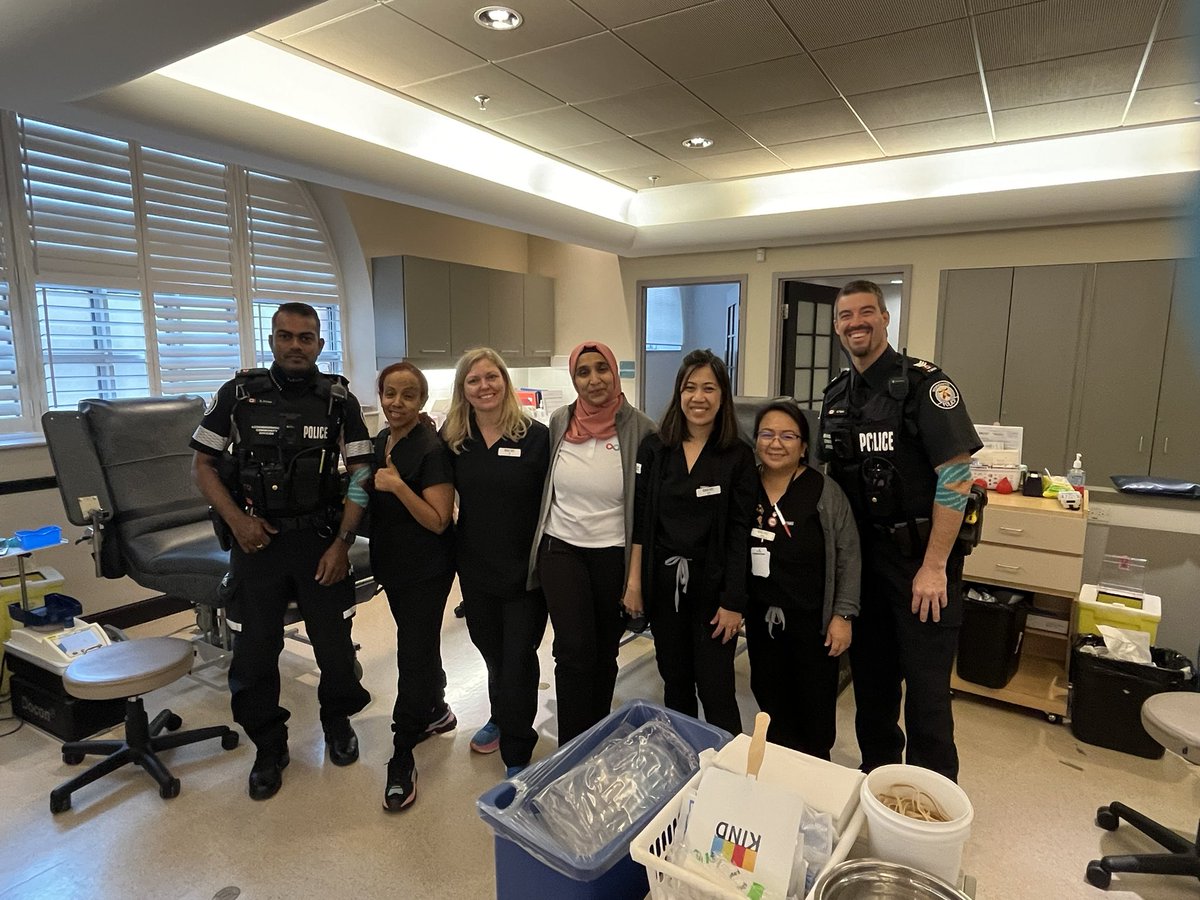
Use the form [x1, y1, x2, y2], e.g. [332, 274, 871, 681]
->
[42, 396, 376, 660]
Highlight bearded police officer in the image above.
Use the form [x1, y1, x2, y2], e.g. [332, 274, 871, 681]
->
[191, 302, 373, 800]
[819, 281, 981, 782]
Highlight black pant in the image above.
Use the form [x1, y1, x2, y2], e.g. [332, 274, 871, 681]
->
[227, 528, 370, 755]
[746, 604, 838, 759]
[537, 536, 627, 745]
[385, 570, 455, 753]
[462, 584, 548, 767]
[650, 554, 742, 737]
[849, 532, 963, 781]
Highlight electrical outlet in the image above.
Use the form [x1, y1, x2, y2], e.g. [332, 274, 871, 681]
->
[1087, 504, 1111, 524]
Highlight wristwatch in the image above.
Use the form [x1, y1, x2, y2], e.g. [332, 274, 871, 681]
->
[336, 529, 357, 545]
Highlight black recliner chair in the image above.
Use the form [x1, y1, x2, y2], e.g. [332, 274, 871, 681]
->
[43, 396, 376, 659]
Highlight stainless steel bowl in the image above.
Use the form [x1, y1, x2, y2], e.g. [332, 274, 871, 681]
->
[810, 859, 972, 899]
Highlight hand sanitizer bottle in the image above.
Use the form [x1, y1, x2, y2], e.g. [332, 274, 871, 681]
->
[1067, 453, 1086, 487]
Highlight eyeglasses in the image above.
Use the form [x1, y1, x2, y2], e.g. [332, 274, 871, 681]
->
[756, 430, 802, 444]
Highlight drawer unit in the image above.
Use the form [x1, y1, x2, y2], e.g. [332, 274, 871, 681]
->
[966, 543, 1083, 597]
[982, 504, 1086, 554]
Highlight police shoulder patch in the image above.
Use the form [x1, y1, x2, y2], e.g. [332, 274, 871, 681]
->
[929, 380, 960, 410]
[203, 391, 219, 415]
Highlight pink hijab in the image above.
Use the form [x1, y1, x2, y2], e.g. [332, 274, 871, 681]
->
[564, 341, 625, 444]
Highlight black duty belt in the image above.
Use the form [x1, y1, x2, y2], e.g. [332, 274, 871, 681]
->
[257, 512, 332, 533]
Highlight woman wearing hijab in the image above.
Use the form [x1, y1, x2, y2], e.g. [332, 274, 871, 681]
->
[528, 341, 657, 744]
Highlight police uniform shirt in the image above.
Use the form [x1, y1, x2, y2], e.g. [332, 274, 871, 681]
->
[190, 363, 372, 482]
[748, 466, 825, 614]
[450, 415, 550, 598]
[368, 423, 455, 587]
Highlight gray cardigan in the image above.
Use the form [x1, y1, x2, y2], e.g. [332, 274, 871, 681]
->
[526, 399, 658, 590]
[813, 473, 862, 632]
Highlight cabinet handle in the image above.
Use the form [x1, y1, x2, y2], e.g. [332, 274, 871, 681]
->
[1138, 435, 1144, 452]
[1163, 437, 1169, 454]
[995, 563, 1022, 571]
[999, 526, 1025, 535]
[419, 349, 447, 354]
[501, 348, 521, 354]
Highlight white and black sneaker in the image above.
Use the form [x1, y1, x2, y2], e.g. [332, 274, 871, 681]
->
[383, 752, 417, 812]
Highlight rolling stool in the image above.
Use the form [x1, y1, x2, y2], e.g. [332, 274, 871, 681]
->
[50, 637, 239, 813]
[1086, 691, 1200, 888]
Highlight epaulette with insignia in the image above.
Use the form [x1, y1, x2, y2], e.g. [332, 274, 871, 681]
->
[823, 368, 850, 393]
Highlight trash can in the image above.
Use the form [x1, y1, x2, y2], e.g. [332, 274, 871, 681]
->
[477, 700, 731, 900]
[1070, 635, 1196, 758]
[956, 585, 1029, 688]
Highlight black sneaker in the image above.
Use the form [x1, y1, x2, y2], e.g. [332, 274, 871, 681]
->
[383, 752, 417, 812]
[324, 717, 359, 766]
[415, 706, 457, 745]
[248, 749, 290, 801]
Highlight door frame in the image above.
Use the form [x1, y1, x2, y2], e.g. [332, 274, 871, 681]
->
[769, 266, 913, 397]
[636, 274, 748, 411]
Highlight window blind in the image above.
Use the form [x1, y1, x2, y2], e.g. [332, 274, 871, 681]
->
[0, 178, 21, 422]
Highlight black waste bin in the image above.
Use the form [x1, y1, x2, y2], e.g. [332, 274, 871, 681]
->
[1070, 635, 1196, 758]
[957, 585, 1029, 688]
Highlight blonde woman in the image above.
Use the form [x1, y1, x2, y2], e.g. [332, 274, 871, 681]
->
[444, 348, 550, 777]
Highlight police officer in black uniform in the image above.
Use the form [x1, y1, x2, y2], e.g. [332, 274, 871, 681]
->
[819, 281, 981, 782]
[191, 302, 373, 800]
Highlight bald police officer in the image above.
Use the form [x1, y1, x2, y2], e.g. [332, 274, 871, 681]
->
[191, 302, 373, 800]
[819, 281, 981, 781]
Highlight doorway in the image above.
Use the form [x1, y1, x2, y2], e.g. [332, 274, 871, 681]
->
[639, 278, 744, 421]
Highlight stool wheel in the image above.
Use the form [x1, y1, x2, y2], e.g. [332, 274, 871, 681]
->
[50, 791, 71, 814]
[164, 713, 183, 732]
[1085, 860, 1111, 889]
[160, 777, 181, 799]
[221, 732, 240, 751]
[63, 750, 85, 765]
[1096, 806, 1119, 831]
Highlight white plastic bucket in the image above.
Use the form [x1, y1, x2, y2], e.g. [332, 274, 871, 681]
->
[860, 764, 974, 887]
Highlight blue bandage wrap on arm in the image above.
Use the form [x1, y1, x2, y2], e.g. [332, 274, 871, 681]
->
[346, 466, 370, 508]
[935, 461, 971, 511]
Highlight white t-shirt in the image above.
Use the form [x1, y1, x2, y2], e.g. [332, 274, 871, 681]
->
[546, 436, 625, 548]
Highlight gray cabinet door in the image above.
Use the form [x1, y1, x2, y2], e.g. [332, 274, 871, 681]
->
[1075, 260, 1175, 481]
[489, 269, 525, 358]
[936, 267, 1013, 424]
[523, 274, 555, 359]
[372, 256, 407, 364]
[1002, 265, 1087, 474]
[450, 263, 491, 357]
[1151, 258, 1200, 481]
[403, 256, 451, 359]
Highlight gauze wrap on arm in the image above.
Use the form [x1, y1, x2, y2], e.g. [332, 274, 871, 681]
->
[935, 461, 971, 511]
[346, 465, 370, 508]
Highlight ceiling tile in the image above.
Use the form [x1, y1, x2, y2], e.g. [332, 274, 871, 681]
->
[615, 0, 801, 80]
[1124, 83, 1200, 126]
[496, 32, 669, 103]
[385, 0, 602, 60]
[873, 114, 993, 155]
[735, 98, 861, 145]
[986, 46, 1142, 110]
[401, 65, 561, 122]
[285, 6, 483, 89]
[992, 94, 1126, 142]
[813, 19, 977, 95]
[602, 160, 708, 189]
[675, 147, 789, 180]
[849, 75, 985, 130]
[1140, 37, 1200, 90]
[968, 0, 1043, 11]
[770, 0, 965, 51]
[770, 132, 885, 169]
[554, 138, 669, 171]
[975, 0, 1161, 69]
[576, 82, 716, 135]
[683, 54, 837, 118]
[1157, 0, 1198, 40]
[571, 0, 712, 29]
[633, 120, 759, 160]
[488, 106, 624, 149]
[258, 0, 379, 40]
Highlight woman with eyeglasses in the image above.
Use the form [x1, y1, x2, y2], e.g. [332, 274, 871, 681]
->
[626, 349, 757, 737]
[747, 398, 861, 758]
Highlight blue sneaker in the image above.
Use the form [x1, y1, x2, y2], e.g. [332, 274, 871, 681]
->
[505, 764, 526, 779]
[470, 720, 500, 754]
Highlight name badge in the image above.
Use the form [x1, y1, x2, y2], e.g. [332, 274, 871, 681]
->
[750, 528, 775, 542]
[696, 485, 722, 498]
[636, 463, 642, 474]
[497, 447, 521, 457]
[750, 546, 771, 578]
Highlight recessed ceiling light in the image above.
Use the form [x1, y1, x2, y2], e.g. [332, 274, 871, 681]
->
[475, 6, 523, 30]
[681, 137, 714, 149]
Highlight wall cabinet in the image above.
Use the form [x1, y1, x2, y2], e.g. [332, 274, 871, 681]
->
[373, 255, 555, 369]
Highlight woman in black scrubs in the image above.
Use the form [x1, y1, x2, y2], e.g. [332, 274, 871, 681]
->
[443, 348, 549, 777]
[369, 362, 456, 812]
[747, 398, 860, 758]
[626, 349, 757, 737]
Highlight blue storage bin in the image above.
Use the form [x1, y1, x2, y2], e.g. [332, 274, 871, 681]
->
[477, 699, 731, 900]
